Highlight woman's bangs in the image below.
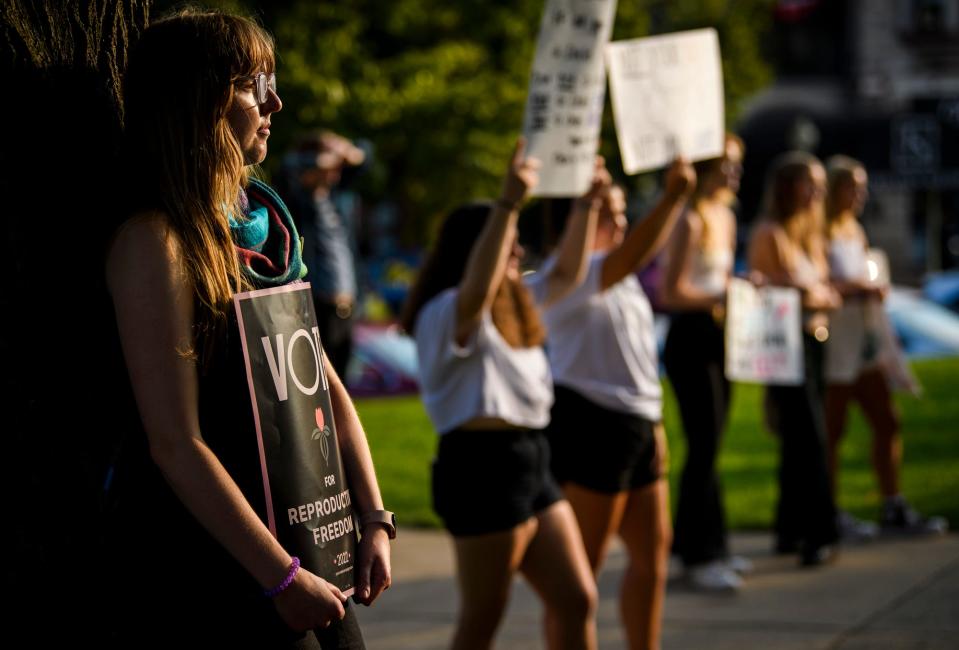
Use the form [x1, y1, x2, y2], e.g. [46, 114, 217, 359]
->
[234, 19, 275, 76]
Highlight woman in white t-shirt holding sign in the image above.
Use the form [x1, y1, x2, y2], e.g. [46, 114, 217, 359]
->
[401, 141, 610, 650]
[530, 159, 695, 650]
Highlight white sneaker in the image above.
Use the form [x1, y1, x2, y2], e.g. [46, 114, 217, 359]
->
[880, 499, 949, 536]
[724, 555, 754, 576]
[687, 560, 743, 592]
[837, 510, 879, 543]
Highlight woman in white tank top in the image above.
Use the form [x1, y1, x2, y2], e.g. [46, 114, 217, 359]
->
[660, 134, 746, 591]
[823, 156, 945, 538]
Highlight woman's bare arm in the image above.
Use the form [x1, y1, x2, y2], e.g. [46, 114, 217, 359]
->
[324, 358, 391, 606]
[600, 158, 695, 291]
[455, 139, 539, 344]
[538, 158, 610, 307]
[749, 223, 839, 310]
[748, 223, 796, 287]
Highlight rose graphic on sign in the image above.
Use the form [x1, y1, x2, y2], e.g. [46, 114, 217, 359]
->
[311, 407, 333, 464]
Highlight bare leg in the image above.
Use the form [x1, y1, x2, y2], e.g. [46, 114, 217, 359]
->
[854, 368, 902, 498]
[563, 483, 629, 571]
[519, 501, 598, 650]
[825, 383, 854, 497]
[618, 479, 672, 650]
[450, 519, 537, 650]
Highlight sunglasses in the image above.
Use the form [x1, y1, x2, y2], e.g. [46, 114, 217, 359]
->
[235, 72, 276, 105]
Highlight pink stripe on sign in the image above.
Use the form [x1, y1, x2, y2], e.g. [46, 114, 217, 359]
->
[233, 282, 312, 537]
[233, 281, 311, 301]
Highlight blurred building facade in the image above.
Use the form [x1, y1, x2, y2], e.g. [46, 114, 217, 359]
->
[737, 0, 959, 282]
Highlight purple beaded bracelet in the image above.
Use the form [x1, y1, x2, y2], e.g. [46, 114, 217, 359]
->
[264, 556, 300, 598]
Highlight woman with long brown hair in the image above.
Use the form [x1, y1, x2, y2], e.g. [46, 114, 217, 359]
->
[106, 9, 390, 647]
[748, 151, 842, 566]
[401, 144, 607, 650]
[660, 134, 746, 591]
[823, 155, 946, 538]
[533, 158, 695, 650]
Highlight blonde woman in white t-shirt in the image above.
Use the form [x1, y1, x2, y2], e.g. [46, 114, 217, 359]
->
[400, 140, 611, 650]
[532, 159, 695, 650]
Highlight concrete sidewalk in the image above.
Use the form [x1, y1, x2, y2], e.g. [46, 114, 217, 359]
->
[354, 528, 959, 649]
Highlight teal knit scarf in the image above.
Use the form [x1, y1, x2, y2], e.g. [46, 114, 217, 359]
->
[229, 178, 307, 287]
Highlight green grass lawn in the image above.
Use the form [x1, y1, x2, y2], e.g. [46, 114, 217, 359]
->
[356, 357, 959, 530]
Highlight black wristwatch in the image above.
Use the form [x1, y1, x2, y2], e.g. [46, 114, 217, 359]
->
[359, 510, 397, 540]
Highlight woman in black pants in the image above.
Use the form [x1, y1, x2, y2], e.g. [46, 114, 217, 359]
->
[661, 134, 745, 590]
[747, 151, 842, 567]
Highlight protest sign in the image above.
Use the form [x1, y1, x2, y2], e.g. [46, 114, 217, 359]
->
[522, 0, 618, 196]
[235, 283, 356, 595]
[606, 28, 724, 174]
[725, 278, 804, 385]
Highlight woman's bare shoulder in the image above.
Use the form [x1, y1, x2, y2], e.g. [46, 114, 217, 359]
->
[112, 209, 174, 245]
[718, 203, 738, 226]
[751, 218, 780, 234]
[747, 220, 788, 270]
[749, 219, 782, 244]
[850, 219, 868, 243]
[106, 210, 184, 290]
[680, 206, 703, 233]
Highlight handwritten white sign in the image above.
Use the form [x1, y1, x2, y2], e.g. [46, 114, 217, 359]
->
[606, 28, 724, 174]
[522, 0, 618, 197]
[725, 278, 804, 385]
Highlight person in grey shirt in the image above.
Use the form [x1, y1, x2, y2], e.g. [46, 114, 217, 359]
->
[282, 131, 367, 377]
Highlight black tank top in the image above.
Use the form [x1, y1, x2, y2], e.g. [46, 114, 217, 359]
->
[105, 306, 296, 641]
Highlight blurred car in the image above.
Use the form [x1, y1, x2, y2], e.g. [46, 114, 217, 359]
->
[345, 323, 419, 397]
[885, 286, 959, 358]
[923, 270, 959, 315]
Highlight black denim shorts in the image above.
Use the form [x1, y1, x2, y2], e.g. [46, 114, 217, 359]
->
[546, 385, 662, 494]
[431, 427, 563, 537]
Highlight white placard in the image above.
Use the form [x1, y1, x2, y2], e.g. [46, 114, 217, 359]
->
[606, 28, 724, 174]
[725, 278, 804, 385]
[521, 0, 618, 197]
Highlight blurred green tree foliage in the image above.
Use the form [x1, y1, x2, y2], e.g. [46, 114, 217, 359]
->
[155, 0, 774, 242]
